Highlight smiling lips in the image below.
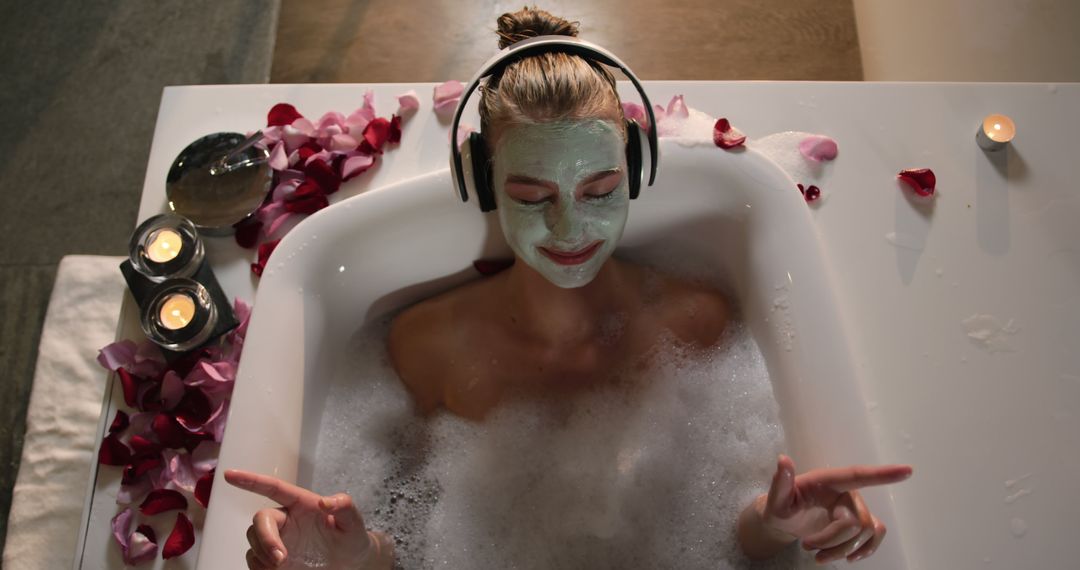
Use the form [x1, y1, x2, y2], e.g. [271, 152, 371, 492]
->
[539, 241, 604, 265]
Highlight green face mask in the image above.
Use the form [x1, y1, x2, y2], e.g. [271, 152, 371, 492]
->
[492, 120, 629, 288]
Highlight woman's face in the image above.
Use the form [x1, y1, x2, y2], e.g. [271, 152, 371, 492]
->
[492, 119, 629, 289]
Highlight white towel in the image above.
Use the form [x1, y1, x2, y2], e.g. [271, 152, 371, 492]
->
[3, 255, 126, 570]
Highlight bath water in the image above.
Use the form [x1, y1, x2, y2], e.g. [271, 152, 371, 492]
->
[309, 315, 801, 569]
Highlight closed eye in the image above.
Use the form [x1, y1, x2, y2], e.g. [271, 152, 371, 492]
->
[504, 172, 558, 204]
[581, 171, 622, 200]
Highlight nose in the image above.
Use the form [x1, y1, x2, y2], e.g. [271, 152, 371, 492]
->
[546, 198, 582, 240]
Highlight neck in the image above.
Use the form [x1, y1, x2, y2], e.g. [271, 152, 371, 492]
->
[504, 257, 633, 345]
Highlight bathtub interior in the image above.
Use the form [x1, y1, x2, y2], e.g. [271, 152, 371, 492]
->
[200, 144, 906, 568]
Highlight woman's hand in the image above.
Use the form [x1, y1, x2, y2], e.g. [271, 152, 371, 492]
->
[738, 454, 912, 564]
[224, 469, 393, 570]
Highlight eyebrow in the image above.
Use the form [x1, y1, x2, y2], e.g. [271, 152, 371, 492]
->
[581, 168, 622, 184]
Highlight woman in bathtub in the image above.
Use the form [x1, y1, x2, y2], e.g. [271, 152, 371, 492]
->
[225, 8, 912, 569]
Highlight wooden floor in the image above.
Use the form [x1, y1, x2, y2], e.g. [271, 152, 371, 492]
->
[271, 0, 863, 83]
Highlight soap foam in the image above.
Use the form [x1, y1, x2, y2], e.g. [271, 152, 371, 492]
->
[309, 319, 802, 569]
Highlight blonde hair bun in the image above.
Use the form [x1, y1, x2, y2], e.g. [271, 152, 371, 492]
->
[496, 7, 579, 49]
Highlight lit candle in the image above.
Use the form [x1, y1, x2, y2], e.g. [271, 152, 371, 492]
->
[158, 293, 196, 330]
[145, 229, 183, 263]
[976, 113, 1016, 151]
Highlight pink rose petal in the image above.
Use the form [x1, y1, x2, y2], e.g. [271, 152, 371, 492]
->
[160, 371, 185, 410]
[190, 440, 220, 474]
[268, 141, 288, 171]
[799, 135, 839, 162]
[282, 118, 316, 152]
[111, 507, 134, 550]
[98, 340, 137, 371]
[259, 126, 282, 147]
[621, 102, 649, 129]
[665, 94, 689, 119]
[302, 149, 334, 168]
[127, 525, 158, 565]
[341, 153, 375, 182]
[898, 168, 936, 197]
[433, 80, 464, 115]
[397, 89, 420, 114]
[328, 133, 359, 152]
[159, 449, 198, 493]
[139, 488, 188, 515]
[713, 118, 747, 150]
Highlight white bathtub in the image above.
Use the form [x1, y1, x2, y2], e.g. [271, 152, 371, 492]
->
[198, 142, 905, 568]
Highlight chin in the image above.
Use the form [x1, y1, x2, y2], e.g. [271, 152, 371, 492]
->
[537, 256, 611, 289]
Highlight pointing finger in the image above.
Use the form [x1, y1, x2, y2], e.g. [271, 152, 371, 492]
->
[319, 493, 369, 536]
[765, 454, 797, 515]
[801, 464, 913, 493]
[225, 469, 316, 509]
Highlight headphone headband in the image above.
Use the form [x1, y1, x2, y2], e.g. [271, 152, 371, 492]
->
[449, 35, 659, 204]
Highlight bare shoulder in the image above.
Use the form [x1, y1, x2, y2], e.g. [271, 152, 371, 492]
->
[649, 271, 731, 349]
[388, 294, 452, 415]
[387, 275, 504, 415]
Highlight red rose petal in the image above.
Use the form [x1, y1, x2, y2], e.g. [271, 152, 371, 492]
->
[389, 114, 402, 144]
[152, 413, 189, 449]
[133, 456, 162, 477]
[194, 469, 214, 508]
[267, 103, 303, 127]
[129, 434, 161, 457]
[175, 388, 212, 431]
[297, 141, 321, 163]
[713, 118, 747, 150]
[98, 434, 132, 466]
[796, 183, 821, 202]
[898, 168, 936, 197]
[109, 410, 130, 435]
[139, 488, 189, 516]
[360, 117, 391, 154]
[136, 380, 163, 412]
[473, 258, 515, 275]
[251, 239, 281, 277]
[162, 512, 195, 559]
[117, 369, 142, 408]
[303, 159, 342, 194]
[284, 181, 330, 215]
[234, 216, 263, 249]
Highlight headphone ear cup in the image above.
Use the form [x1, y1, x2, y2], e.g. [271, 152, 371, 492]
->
[625, 119, 644, 199]
[468, 132, 498, 212]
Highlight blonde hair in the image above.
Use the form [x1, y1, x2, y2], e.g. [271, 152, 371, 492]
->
[479, 7, 626, 146]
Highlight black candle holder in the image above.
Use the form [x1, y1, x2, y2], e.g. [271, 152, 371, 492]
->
[123, 214, 237, 358]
